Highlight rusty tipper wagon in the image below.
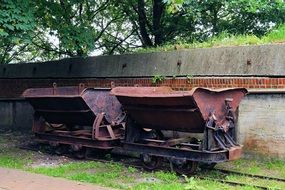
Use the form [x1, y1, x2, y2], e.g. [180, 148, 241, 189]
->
[111, 86, 247, 174]
[23, 84, 125, 158]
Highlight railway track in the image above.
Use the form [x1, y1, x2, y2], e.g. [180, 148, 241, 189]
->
[20, 143, 284, 190]
[20, 144, 285, 190]
[197, 176, 278, 190]
[213, 168, 285, 182]
[94, 156, 284, 190]
[198, 168, 285, 190]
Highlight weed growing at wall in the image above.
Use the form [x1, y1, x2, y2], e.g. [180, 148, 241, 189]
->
[151, 75, 165, 84]
[186, 75, 193, 84]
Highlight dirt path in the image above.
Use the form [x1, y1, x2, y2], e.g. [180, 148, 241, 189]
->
[0, 168, 114, 190]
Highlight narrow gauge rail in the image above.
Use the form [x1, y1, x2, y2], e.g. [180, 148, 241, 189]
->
[87, 154, 284, 190]
[198, 176, 280, 190]
[20, 144, 283, 190]
[212, 168, 285, 182]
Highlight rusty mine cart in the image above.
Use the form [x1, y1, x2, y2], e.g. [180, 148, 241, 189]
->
[111, 86, 247, 174]
[23, 84, 247, 174]
[23, 84, 126, 158]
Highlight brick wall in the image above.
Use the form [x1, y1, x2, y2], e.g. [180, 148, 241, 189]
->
[1, 76, 285, 159]
[1, 45, 285, 159]
[2, 76, 285, 98]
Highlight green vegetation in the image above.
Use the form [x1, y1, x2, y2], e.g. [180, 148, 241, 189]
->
[218, 157, 285, 179]
[0, 0, 36, 64]
[0, 134, 32, 169]
[151, 75, 165, 84]
[0, 155, 27, 169]
[1, 133, 285, 190]
[31, 162, 127, 189]
[186, 75, 193, 84]
[1, 0, 285, 63]
[136, 25, 285, 53]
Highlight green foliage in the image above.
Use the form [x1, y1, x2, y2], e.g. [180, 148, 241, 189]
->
[263, 25, 285, 43]
[110, 0, 191, 48]
[135, 24, 285, 53]
[0, 155, 27, 169]
[163, 0, 186, 13]
[0, 0, 36, 64]
[265, 159, 285, 170]
[132, 182, 185, 190]
[151, 75, 165, 84]
[0, 0, 35, 37]
[186, 74, 193, 83]
[1, 133, 285, 190]
[153, 171, 178, 182]
[183, 175, 206, 190]
[127, 166, 137, 173]
[164, 0, 285, 40]
[33, 0, 112, 57]
[1, 0, 285, 63]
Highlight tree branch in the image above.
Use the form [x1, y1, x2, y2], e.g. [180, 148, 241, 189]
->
[108, 29, 136, 55]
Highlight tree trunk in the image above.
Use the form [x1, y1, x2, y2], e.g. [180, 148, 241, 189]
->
[137, 0, 153, 46]
[152, 0, 165, 46]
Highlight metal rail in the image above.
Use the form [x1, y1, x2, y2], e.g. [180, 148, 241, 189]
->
[198, 176, 276, 190]
[214, 168, 285, 182]
[20, 143, 284, 190]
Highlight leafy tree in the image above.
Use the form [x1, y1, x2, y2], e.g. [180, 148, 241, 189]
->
[110, 0, 196, 48]
[0, 0, 36, 64]
[1, 0, 285, 63]
[93, 1, 139, 55]
[32, 0, 116, 57]
[107, 0, 285, 50]
[166, 0, 285, 40]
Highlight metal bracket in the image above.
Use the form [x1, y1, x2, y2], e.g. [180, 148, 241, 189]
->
[92, 112, 105, 140]
[52, 82, 57, 95]
[32, 112, 46, 133]
[92, 112, 118, 140]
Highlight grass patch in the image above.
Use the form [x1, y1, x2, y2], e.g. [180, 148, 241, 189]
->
[218, 157, 285, 179]
[127, 166, 138, 173]
[69, 172, 122, 188]
[225, 174, 285, 189]
[30, 161, 127, 189]
[135, 24, 285, 53]
[31, 161, 123, 176]
[1, 133, 285, 190]
[132, 182, 185, 190]
[263, 25, 285, 43]
[0, 146, 32, 169]
[0, 155, 27, 169]
[266, 159, 285, 170]
[153, 171, 178, 182]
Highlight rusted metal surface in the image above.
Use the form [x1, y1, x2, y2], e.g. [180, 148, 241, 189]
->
[23, 84, 125, 149]
[112, 86, 247, 168]
[34, 133, 118, 150]
[228, 146, 243, 160]
[111, 87, 247, 133]
[23, 84, 247, 173]
[123, 142, 230, 163]
[23, 84, 124, 126]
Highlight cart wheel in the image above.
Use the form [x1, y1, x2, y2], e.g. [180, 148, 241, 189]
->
[54, 145, 67, 155]
[200, 163, 216, 170]
[141, 154, 162, 170]
[74, 148, 86, 159]
[172, 159, 198, 175]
